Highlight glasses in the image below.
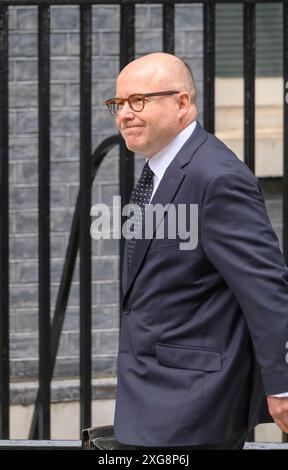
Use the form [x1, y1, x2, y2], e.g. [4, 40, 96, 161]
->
[105, 91, 179, 116]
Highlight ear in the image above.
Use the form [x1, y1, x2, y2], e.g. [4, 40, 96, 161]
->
[177, 91, 191, 118]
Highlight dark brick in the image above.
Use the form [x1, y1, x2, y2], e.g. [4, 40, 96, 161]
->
[92, 257, 117, 281]
[98, 281, 119, 305]
[10, 334, 38, 359]
[95, 329, 119, 355]
[51, 161, 79, 184]
[136, 31, 162, 54]
[13, 261, 37, 283]
[92, 305, 116, 329]
[11, 84, 37, 108]
[12, 309, 38, 334]
[51, 6, 79, 30]
[92, 6, 119, 31]
[16, 111, 38, 133]
[10, 285, 38, 309]
[100, 32, 119, 56]
[10, 187, 37, 210]
[175, 5, 203, 30]
[15, 60, 37, 81]
[10, 33, 37, 58]
[10, 137, 38, 161]
[51, 33, 68, 57]
[17, 7, 37, 30]
[51, 59, 80, 81]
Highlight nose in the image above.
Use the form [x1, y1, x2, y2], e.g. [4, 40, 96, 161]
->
[116, 100, 135, 122]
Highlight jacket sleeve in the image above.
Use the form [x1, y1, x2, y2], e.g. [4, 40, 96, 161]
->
[201, 171, 288, 395]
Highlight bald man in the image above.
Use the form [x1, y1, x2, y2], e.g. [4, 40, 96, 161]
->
[102, 53, 288, 450]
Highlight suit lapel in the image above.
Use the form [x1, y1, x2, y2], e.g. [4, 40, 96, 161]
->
[122, 122, 208, 302]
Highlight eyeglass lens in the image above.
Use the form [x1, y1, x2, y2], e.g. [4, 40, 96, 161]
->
[108, 95, 144, 114]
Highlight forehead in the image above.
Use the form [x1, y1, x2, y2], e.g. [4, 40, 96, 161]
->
[116, 74, 152, 96]
[116, 65, 167, 96]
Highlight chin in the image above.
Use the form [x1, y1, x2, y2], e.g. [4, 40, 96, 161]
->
[125, 141, 144, 155]
[125, 142, 137, 152]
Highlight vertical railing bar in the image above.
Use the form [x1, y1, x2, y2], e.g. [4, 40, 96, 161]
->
[80, 3, 92, 433]
[244, 2, 256, 441]
[38, 3, 51, 439]
[283, 1, 288, 269]
[0, 4, 10, 439]
[119, 3, 135, 203]
[203, 1, 215, 133]
[163, 3, 175, 54]
[243, 2, 255, 173]
[283, 11, 288, 448]
[119, 3, 135, 323]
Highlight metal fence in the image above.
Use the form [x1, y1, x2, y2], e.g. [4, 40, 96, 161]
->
[0, 0, 287, 443]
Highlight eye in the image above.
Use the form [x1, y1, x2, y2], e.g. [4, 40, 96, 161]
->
[115, 99, 124, 109]
[133, 95, 143, 103]
[130, 95, 144, 111]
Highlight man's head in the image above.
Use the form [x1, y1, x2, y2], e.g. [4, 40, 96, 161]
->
[107, 53, 197, 158]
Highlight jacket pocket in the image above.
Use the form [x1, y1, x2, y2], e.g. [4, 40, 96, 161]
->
[155, 343, 222, 372]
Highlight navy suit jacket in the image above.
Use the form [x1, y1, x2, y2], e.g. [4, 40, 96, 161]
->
[114, 122, 288, 446]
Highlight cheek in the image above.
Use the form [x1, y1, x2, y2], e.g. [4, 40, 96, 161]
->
[149, 117, 170, 137]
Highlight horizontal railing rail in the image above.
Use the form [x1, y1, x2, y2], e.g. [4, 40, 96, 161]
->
[1, 0, 288, 5]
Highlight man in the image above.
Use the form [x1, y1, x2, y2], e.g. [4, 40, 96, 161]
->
[103, 53, 288, 449]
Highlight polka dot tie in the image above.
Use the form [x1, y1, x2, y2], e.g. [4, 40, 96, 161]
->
[127, 161, 154, 269]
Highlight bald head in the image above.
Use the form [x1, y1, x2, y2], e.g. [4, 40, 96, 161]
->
[117, 53, 196, 104]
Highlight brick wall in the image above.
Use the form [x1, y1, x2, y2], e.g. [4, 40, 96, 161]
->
[8, 4, 204, 380]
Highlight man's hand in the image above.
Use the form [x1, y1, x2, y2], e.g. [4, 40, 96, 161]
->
[267, 396, 288, 433]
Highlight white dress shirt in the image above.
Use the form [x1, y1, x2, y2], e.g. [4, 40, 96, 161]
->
[148, 120, 197, 200]
[146, 120, 288, 399]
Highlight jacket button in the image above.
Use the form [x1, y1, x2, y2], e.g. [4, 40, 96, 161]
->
[123, 307, 130, 315]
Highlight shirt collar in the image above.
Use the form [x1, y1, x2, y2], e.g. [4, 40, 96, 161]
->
[148, 121, 197, 180]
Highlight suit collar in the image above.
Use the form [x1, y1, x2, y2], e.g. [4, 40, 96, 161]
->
[175, 121, 208, 168]
[148, 120, 197, 180]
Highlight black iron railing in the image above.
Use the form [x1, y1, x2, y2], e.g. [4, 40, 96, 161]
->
[29, 135, 121, 439]
[0, 0, 288, 445]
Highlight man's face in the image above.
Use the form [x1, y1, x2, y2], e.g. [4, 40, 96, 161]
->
[115, 69, 181, 158]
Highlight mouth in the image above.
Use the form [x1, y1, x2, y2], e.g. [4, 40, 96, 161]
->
[121, 126, 144, 137]
[121, 125, 143, 131]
